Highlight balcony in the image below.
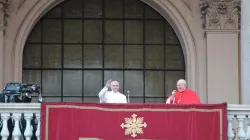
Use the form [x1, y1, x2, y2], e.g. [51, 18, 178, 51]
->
[0, 103, 249, 140]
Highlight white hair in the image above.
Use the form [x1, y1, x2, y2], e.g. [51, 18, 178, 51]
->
[111, 81, 119, 85]
[177, 79, 186, 85]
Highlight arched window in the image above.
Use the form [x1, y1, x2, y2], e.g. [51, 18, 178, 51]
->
[22, 0, 185, 103]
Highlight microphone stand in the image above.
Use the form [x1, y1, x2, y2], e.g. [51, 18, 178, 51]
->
[127, 91, 130, 103]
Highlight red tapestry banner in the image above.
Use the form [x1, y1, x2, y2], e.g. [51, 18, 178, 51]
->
[41, 103, 227, 140]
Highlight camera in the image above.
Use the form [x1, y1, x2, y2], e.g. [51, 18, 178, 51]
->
[0, 82, 42, 103]
[3, 83, 41, 94]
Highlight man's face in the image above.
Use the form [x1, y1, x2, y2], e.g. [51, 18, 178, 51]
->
[177, 83, 186, 92]
[111, 81, 119, 92]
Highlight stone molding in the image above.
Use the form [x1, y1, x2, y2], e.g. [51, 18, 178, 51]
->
[200, 0, 240, 30]
[182, 0, 191, 10]
[0, 0, 11, 34]
[18, 0, 25, 10]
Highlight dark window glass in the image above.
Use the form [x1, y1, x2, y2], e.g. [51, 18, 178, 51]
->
[23, 0, 185, 103]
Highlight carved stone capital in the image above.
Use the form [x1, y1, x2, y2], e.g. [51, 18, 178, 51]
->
[0, 0, 11, 34]
[200, 0, 240, 30]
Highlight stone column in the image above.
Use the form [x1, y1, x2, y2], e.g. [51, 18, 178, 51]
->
[200, 0, 240, 103]
[0, 0, 11, 90]
[241, 0, 250, 104]
[0, 1, 5, 90]
[0, 0, 11, 91]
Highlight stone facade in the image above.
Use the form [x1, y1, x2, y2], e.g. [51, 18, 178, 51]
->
[0, 0, 244, 104]
[199, 0, 241, 104]
[200, 0, 240, 30]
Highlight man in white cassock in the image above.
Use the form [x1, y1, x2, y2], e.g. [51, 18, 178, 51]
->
[98, 79, 127, 103]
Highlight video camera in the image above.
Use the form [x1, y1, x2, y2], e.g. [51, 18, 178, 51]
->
[3, 83, 41, 94]
[0, 82, 41, 103]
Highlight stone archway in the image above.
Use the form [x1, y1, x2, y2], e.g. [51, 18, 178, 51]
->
[5, 0, 206, 102]
[141, 0, 197, 93]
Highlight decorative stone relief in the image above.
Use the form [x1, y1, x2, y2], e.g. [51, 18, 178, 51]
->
[0, 0, 11, 33]
[200, 0, 240, 30]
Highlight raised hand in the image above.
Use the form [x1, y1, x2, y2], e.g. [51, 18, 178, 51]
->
[106, 79, 112, 88]
[172, 90, 177, 96]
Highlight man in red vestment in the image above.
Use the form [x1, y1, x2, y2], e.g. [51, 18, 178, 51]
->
[166, 79, 201, 104]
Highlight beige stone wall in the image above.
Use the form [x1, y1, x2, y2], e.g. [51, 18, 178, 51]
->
[0, 0, 241, 103]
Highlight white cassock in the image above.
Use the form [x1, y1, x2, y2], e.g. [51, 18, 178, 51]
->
[98, 87, 127, 103]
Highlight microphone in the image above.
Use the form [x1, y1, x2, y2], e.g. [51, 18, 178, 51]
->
[127, 90, 130, 103]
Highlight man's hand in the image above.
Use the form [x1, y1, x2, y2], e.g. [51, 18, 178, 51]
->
[172, 90, 176, 96]
[25, 93, 31, 98]
[106, 79, 112, 88]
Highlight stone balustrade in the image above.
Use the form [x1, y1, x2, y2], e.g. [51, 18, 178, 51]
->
[0, 103, 40, 140]
[227, 104, 250, 140]
[0, 103, 248, 140]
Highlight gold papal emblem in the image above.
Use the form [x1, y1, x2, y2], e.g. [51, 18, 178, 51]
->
[120, 114, 147, 138]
